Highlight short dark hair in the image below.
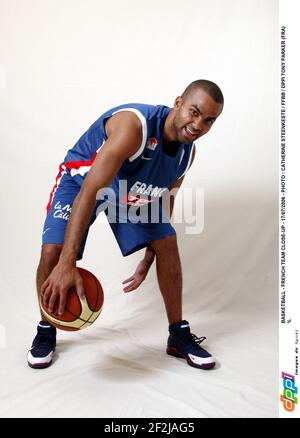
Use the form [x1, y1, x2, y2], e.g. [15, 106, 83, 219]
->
[182, 80, 224, 105]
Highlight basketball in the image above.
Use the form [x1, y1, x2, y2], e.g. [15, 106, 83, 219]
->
[40, 267, 104, 331]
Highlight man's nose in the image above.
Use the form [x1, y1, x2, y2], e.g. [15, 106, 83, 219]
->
[194, 117, 204, 133]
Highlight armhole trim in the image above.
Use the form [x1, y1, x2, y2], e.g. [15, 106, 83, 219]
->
[177, 143, 195, 180]
[112, 108, 147, 162]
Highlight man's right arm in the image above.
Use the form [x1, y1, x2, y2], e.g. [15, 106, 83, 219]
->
[41, 111, 143, 314]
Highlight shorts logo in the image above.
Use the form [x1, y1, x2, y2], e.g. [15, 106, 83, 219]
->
[146, 137, 158, 151]
[53, 201, 72, 220]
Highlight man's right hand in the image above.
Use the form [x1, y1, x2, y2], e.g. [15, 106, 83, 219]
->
[40, 264, 85, 316]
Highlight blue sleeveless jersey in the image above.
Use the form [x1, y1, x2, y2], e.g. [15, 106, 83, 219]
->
[60, 103, 195, 209]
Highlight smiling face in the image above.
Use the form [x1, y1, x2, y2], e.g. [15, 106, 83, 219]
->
[171, 88, 223, 144]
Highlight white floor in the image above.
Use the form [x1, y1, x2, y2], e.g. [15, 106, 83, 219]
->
[0, 194, 278, 418]
[0, 286, 278, 418]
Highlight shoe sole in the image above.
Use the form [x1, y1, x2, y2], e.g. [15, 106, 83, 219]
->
[167, 347, 216, 370]
[27, 360, 53, 369]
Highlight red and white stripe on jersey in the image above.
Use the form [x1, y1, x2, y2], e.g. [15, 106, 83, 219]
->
[177, 142, 195, 180]
[46, 164, 67, 213]
[46, 155, 97, 212]
[64, 153, 97, 177]
[46, 141, 105, 213]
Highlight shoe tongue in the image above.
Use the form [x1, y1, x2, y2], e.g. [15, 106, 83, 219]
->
[38, 321, 55, 332]
[179, 320, 190, 329]
[170, 320, 190, 333]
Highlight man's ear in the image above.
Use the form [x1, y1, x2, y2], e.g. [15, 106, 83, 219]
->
[174, 96, 183, 109]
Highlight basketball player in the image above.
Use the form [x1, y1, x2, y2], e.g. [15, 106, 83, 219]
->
[27, 80, 224, 370]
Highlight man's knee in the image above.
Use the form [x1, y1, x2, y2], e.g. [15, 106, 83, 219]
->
[150, 234, 178, 255]
[39, 244, 63, 269]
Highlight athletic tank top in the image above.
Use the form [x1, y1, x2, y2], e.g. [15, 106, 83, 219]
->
[62, 103, 195, 207]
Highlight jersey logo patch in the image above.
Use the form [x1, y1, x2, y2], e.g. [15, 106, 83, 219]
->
[142, 137, 158, 160]
[146, 137, 158, 151]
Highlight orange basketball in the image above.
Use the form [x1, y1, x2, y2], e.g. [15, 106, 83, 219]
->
[40, 267, 104, 331]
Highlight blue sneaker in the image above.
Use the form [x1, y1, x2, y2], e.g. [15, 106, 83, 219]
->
[167, 320, 216, 370]
[27, 321, 56, 369]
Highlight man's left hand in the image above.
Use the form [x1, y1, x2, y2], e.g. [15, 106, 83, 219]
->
[122, 259, 152, 293]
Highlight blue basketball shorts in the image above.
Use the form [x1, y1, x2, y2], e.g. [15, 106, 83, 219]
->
[42, 169, 176, 259]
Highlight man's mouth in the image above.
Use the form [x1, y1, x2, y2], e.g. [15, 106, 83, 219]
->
[184, 126, 199, 140]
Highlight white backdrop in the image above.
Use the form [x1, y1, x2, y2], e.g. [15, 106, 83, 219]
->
[0, 0, 278, 418]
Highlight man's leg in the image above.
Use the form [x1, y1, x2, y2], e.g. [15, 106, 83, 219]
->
[150, 234, 216, 370]
[150, 234, 182, 324]
[27, 244, 63, 368]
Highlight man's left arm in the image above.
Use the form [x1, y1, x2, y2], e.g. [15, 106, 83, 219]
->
[123, 147, 196, 293]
